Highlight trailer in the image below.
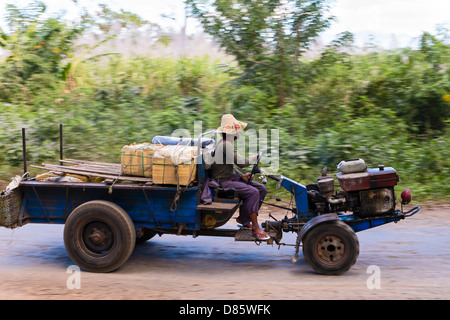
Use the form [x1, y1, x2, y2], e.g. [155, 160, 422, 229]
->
[0, 126, 420, 275]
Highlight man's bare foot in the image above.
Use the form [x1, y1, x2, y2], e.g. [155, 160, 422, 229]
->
[252, 228, 270, 240]
[236, 217, 252, 229]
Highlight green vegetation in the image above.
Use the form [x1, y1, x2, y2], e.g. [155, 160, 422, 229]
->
[0, 1, 448, 201]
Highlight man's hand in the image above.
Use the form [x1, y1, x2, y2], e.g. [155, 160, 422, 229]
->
[241, 172, 251, 182]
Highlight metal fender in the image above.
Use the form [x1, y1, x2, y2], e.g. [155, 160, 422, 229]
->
[291, 213, 339, 263]
[298, 213, 339, 242]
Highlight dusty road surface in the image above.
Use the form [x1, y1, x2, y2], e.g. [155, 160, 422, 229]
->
[0, 202, 448, 300]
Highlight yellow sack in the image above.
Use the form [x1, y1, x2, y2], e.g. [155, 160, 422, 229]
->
[36, 172, 89, 182]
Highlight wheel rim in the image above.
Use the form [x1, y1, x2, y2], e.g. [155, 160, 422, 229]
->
[316, 235, 346, 264]
[82, 221, 114, 254]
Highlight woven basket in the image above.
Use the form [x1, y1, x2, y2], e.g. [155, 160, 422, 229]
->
[0, 188, 22, 228]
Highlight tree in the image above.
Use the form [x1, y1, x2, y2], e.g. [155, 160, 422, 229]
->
[0, 1, 86, 102]
[0, 1, 160, 98]
[186, 0, 334, 108]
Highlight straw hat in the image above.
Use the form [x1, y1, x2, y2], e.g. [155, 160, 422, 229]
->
[216, 114, 247, 135]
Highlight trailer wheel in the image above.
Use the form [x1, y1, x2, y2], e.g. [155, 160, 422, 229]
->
[136, 228, 157, 244]
[302, 220, 359, 275]
[64, 200, 136, 273]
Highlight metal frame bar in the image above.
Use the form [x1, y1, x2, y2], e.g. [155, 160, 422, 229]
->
[31, 186, 50, 223]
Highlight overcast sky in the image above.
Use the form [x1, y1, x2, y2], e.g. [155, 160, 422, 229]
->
[1, 0, 449, 48]
[322, 0, 450, 47]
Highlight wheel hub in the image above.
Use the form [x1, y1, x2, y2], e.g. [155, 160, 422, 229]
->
[317, 235, 345, 263]
[89, 229, 106, 245]
[83, 221, 114, 254]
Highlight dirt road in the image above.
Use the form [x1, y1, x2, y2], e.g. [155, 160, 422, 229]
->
[0, 203, 448, 300]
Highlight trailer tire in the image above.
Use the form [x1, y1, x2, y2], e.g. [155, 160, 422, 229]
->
[302, 220, 359, 275]
[136, 228, 157, 244]
[64, 200, 136, 273]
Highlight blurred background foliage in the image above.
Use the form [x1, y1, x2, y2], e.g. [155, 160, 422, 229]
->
[0, 0, 449, 201]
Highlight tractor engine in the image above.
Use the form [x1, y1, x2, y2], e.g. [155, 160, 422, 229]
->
[307, 159, 400, 217]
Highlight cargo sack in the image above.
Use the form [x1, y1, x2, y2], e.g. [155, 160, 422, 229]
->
[152, 145, 198, 186]
[0, 176, 23, 228]
[337, 158, 367, 174]
[36, 171, 89, 182]
[152, 136, 215, 148]
[121, 143, 162, 178]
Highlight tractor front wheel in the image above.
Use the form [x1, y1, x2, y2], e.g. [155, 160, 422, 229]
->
[302, 220, 359, 275]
